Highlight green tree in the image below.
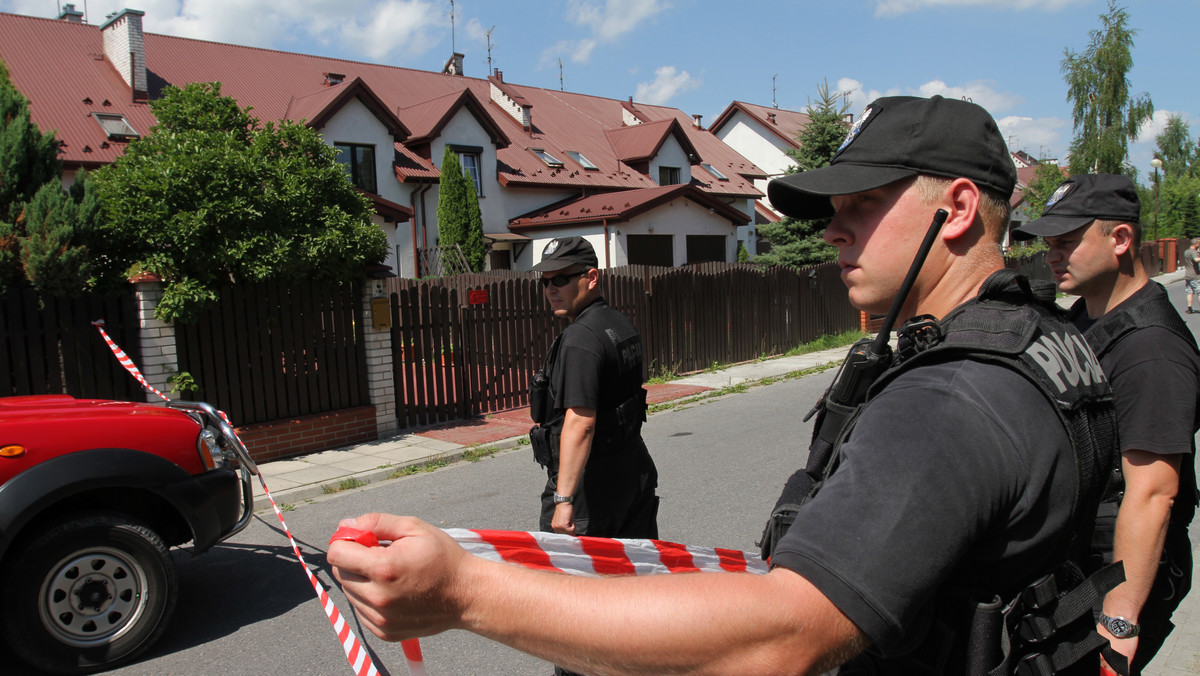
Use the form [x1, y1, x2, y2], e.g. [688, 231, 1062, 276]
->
[20, 179, 98, 296]
[0, 58, 103, 297]
[1156, 114, 1195, 178]
[1061, 1, 1153, 175]
[756, 81, 845, 268]
[435, 147, 486, 272]
[92, 82, 386, 322]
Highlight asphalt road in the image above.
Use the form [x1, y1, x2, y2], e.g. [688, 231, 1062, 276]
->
[2, 362, 835, 676]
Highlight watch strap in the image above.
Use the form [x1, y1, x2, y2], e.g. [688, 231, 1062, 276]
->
[553, 491, 573, 504]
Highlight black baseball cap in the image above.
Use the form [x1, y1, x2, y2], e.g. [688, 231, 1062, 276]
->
[531, 236, 598, 272]
[768, 95, 1017, 219]
[1011, 173, 1141, 240]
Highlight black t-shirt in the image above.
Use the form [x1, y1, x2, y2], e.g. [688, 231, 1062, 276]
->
[770, 358, 1079, 656]
[549, 298, 643, 415]
[1073, 283, 1200, 517]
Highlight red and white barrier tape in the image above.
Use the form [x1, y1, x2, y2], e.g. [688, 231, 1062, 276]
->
[90, 320, 414, 676]
[447, 528, 768, 577]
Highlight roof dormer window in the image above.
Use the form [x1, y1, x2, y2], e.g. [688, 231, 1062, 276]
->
[702, 163, 728, 180]
[530, 148, 564, 168]
[565, 150, 598, 170]
[92, 113, 138, 141]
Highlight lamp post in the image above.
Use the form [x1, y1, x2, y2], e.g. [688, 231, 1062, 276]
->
[1151, 157, 1163, 243]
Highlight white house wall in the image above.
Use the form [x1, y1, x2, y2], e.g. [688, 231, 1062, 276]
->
[714, 112, 798, 216]
[616, 198, 738, 266]
[321, 97, 412, 276]
[648, 136, 691, 185]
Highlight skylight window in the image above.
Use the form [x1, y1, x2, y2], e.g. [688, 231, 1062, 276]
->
[530, 148, 564, 168]
[702, 163, 728, 180]
[565, 150, 598, 170]
[92, 113, 138, 140]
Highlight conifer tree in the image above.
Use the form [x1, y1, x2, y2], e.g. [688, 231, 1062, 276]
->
[756, 81, 846, 268]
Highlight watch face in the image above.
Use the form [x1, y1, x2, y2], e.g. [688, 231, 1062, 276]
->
[1105, 615, 1135, 637]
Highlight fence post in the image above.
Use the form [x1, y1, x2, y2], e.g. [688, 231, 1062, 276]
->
[363, 284, 399, 439]
[130, 275, 177, 403]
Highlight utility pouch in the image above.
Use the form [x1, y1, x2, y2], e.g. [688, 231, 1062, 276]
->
[529, 425, 553, 468]
[757, 468, 818, 561]
[614, 387, 648, 435]
[530, 369, 551, 424]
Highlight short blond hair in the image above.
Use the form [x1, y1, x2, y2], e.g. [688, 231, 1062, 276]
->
[1094, 219, 1142, 249]
[914, 175, 1011, 242]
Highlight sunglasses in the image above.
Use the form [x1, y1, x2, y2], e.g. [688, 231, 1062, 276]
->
[540, 271, 585, 288]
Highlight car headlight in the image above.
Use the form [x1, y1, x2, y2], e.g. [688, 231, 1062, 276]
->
[196, 429, 221, 470]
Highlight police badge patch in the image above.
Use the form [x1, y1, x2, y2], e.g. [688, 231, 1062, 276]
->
[836, 104, 875, 156]
[1046, 182, 1074, 209]
[543, 239, 561, 256]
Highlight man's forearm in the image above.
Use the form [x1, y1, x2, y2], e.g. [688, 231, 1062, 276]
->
[555, 407, 595, 497]
[456, 555, 866, 676]
[1104, 450, 1181, 621]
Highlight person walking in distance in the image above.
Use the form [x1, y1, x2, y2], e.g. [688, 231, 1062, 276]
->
[1183, 238, 1200, 314]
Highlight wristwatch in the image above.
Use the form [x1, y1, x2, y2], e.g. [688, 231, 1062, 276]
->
[552, 491, 573, 504]
[1099, 612, 1140, 638]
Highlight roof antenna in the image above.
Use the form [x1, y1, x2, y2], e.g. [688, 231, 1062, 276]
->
[772, 73, 778, 109]
[559, 57, 564, 92]
[449, 0, 456, 54]
[486, 25, 495, 74]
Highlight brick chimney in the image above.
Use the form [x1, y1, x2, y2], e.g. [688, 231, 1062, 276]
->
[692, 114, 703, 129]
[58, 3, 84, 22]
[442, 52, 465, 76]
[101, 9, 148, 101]
[767, 112, 776, 125]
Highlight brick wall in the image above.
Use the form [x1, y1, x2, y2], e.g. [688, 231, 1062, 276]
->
[235, 405, 378, 463]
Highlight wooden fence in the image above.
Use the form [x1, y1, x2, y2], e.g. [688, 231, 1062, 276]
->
[0, 289, 142, 401]
[386, 262, 858, 429]
[176, 280, 369, 426]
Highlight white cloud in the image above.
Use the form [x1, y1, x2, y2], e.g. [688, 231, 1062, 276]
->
[634, 65, 699, 106]
[872, 0, 1088, 18]
[996, 115, 1072, 160]
[538, 38, 598, 69]
[20, 0, 449, 63]
[567, 0, 670, 42]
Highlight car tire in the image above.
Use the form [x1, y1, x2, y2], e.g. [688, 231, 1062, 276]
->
[1, 513, 179, 675]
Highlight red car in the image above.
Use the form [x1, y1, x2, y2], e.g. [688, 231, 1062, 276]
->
[0, 396, 256, 674]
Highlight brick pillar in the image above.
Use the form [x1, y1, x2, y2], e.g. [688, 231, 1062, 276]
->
[130, 276, 177, 403]
[363, 283, 398, 438]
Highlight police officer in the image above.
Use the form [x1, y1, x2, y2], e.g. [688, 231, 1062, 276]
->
[329, 96, 1117, 675]
[527, 236, 659, 542]
[1014, 174, 1199, 675]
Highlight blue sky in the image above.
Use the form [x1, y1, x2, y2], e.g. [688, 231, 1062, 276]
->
[7, 0, 1197, 184]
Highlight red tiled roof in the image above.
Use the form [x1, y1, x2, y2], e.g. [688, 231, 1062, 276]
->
[710, 101, 813, 151]
[288, 76, 410, 140]
[605, 119, 696, 164]
[398, 88, 509, 148]
[509, 183, 749, 230]
[754, 201, 781, 223]
[0, 10, 762, 201]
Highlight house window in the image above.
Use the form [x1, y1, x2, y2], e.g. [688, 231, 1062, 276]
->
[658, 166, 682, 185]
[702, 163, 728, 180]
[530, 148, 564, 168]
[334, 143, 377, 193]
[565, 150, 598, 170]
[92, 113, 138, 141]
[457, 150, 483, 196]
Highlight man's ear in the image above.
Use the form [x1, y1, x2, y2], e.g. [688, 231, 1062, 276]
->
[1111, 223, 1135, 256]
[939, 177, 982, 242]
[585, 268, 601, 290]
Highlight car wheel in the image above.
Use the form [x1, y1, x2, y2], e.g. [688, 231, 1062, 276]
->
[1, 513, 179, 675]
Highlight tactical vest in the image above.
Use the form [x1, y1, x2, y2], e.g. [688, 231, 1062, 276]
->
[761, 270, 1121, 676]
[529, 299, 648, 469]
